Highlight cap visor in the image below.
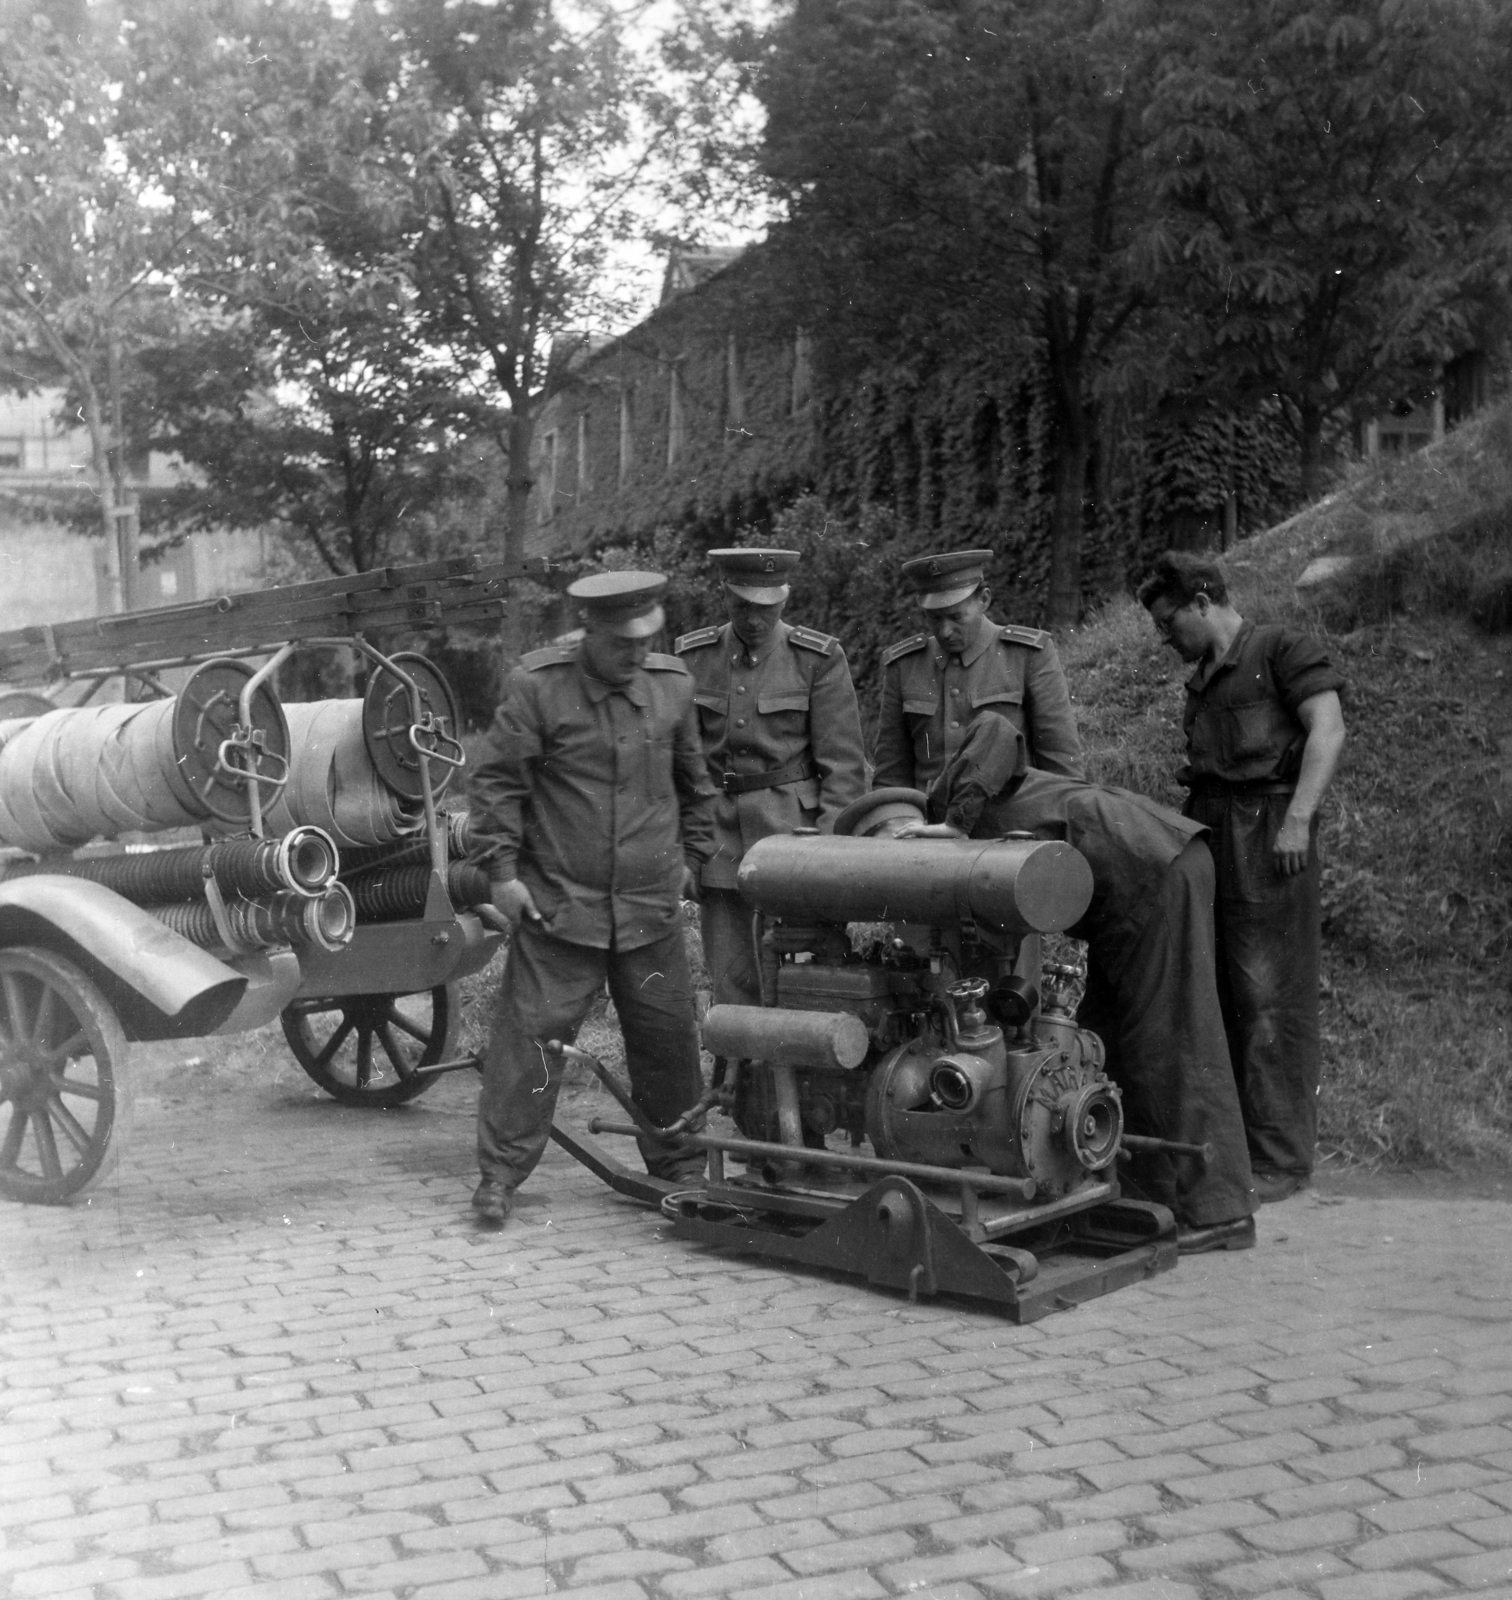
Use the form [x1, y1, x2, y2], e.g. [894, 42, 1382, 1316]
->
[724, 583, 790, 604]
[920, 581, 981, 610]
[606, 604, 665, 639]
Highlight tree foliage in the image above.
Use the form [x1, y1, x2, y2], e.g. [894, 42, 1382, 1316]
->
[0, 0, 214, 607]
[758, 0, 1174, 623]
[1146, 0, 1512, 496]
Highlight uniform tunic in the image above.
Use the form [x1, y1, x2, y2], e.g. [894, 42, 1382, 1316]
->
[1180, 621, 1346, 1179]
[466, 645, 715, 1193]
[873, 611, 1084, 790]
[676, 619, 867, 1006]
[932, 715, 1256, 1228]
[468, 643, 714, 950]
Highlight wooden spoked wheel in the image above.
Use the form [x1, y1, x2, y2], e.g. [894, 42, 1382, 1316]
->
[280, 985, 458, 1108]
[0, 948, 133, 1204]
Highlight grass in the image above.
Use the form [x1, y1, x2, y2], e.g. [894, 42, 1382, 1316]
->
[1062, 403, 1512, 1172]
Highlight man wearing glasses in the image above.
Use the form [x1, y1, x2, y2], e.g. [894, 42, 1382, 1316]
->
[1139, 551, 1346, 1206]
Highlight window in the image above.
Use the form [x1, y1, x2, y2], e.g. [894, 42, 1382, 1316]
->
[576, 412, 591, 498]
[724, 332, 746, 443]
[791, 330, 813, 416]
[667, 365, 686, 467]
[0, 437, 22, 470]
[539, 429, 558, 523]
[618, 386, 635, 486]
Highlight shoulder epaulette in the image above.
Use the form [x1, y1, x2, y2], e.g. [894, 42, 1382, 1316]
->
[788, 624, 838, 655]
[520, 644, 577, 671]
[881, 634, 930, 667]
[998, 624, 1049, 650]
[644, 652, 691, 674]
[674, 626, 722, 653]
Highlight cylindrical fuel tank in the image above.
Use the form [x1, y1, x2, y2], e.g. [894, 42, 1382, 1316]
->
[736, 834, 1093, 935]
[703, 1004, 870, 1071]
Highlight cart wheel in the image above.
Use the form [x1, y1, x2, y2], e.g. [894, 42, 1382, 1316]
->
[0, 947, 133, 1205]
[281, 985, 458, 1108]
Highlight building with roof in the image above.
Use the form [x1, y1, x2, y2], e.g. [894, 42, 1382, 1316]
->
[526, 245, 821, 556]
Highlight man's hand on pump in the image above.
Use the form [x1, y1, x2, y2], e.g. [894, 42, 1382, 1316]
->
[893, 821, 966, 840]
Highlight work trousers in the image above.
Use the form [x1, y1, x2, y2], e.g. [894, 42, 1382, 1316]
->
[699, 887, 764, 1008]
[476, 922, 707, 1193]
[1077, 840, 1257, 1227]
[1186, 791, 1322, 1177]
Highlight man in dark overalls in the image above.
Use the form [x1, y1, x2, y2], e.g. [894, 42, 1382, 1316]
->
[897, 713, 1258, 1252]
[1139, 551, 1346, 1204]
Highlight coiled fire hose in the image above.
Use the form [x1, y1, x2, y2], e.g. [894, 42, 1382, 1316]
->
[146, 883, 357, 955]
[262, 701, 424, 848]
[338, 810, 474, 874]
[8, 826, 340, 901]
[0, 702, 210, 850]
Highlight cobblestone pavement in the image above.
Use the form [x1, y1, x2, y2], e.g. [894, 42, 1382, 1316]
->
[3, 1044, 1512, 1600]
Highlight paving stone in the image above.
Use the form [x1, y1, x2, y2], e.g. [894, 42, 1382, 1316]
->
[1118, 1530, 1248, 1572]
[979, 1555, 1119, 1595]
[1433, 1546, 1512, 1587]
[1315, 1574, 1451, 1600]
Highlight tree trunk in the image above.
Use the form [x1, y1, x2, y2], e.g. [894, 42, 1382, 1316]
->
[108, 328, 140, 613]
[1044, 383, 1090, 628]
[79, 377, 124, 615]
[500, 404, 534, 669]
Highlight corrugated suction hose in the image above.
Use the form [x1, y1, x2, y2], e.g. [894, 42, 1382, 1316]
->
[12, 826, 339, 901]
[346, 861, 492, 922]
[147, 883, 356, 954]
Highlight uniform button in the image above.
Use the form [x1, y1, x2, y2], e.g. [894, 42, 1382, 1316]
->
[950, 687, 960, 696]
[951, 720, 960, 728]
[736, 719, 746, 728]
[736, 685, 747, 694]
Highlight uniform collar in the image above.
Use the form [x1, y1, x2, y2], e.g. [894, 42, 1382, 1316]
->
[950, 610, 996, 667]
[725, 617, 787, 667]
[576, 651, 649, 707]
[1186, 617, 1254, 695]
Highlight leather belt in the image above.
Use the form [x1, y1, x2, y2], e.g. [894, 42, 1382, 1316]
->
[718, 757, 819, 795]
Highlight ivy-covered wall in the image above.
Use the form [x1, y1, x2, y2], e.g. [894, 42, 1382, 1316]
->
[529, 247, 1306, 633]
[529, 251, 821, 556]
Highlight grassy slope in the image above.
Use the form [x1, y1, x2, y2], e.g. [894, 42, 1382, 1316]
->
[1062, 404, 1512, 1171]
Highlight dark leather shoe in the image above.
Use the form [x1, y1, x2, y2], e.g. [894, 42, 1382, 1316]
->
[1177, 1214, 1257, 1254]
[471, 1181, 512, 1227]
[1253, 1170, 1310, 1205]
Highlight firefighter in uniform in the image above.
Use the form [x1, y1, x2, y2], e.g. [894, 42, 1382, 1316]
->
[466, 571, 715, 1226]
[676, 548, 867, 1007]
[873, 548, 1084, 789]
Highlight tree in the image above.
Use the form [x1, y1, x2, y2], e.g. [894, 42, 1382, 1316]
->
[1147, 0, 1512, 498]
[0, 2, 195, 610]
[119, 0, 492, 577]
[757, 0, 1174, 624]
[336, 0, 745, 656]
